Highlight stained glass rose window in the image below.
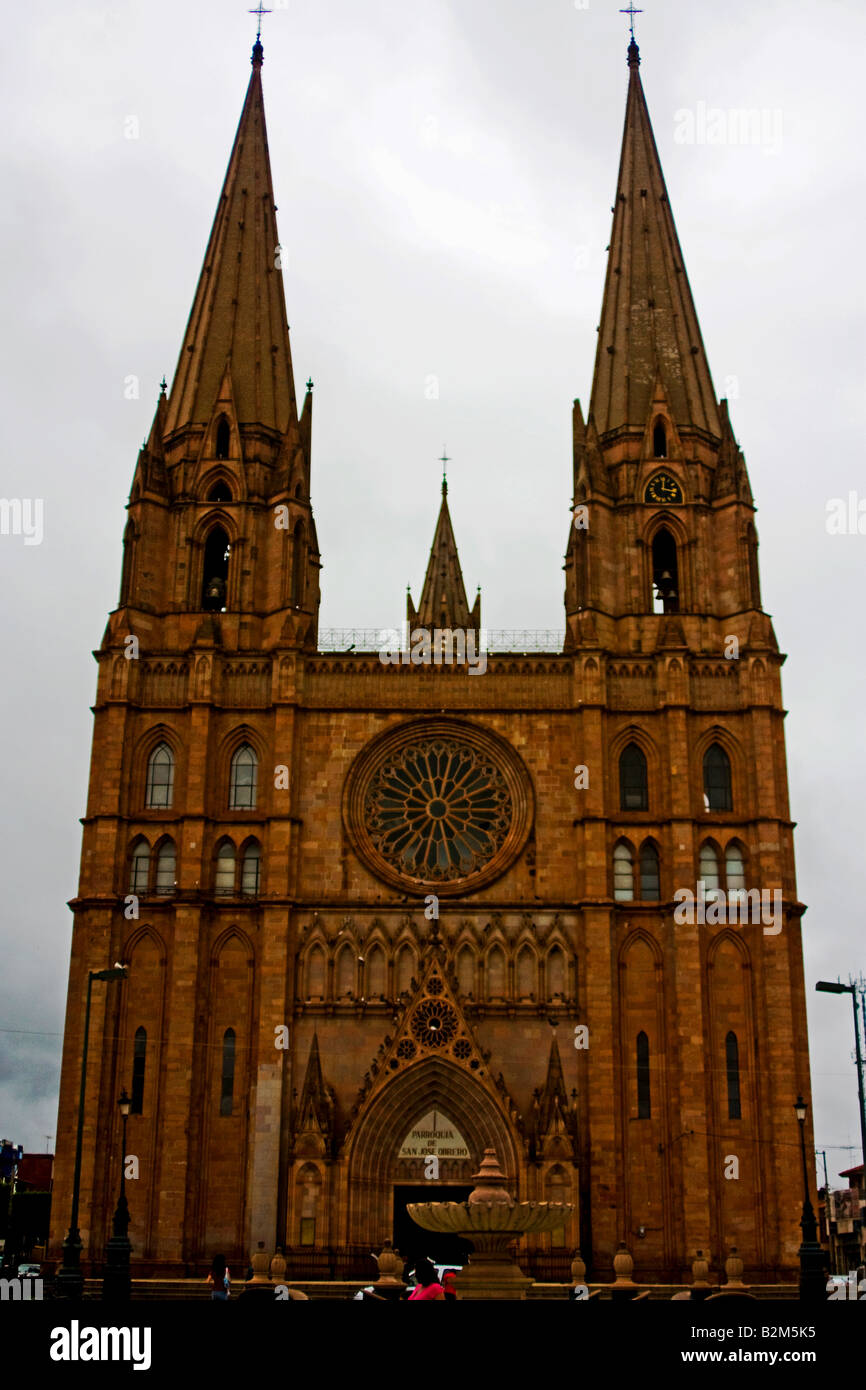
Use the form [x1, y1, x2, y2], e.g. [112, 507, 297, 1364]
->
[344, 720, 532, 895]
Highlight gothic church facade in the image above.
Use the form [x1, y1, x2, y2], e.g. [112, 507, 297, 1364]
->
[49, 35, 813, 1282]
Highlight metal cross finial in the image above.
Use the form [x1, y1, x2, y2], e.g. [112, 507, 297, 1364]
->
[439, 448, 451, 497]
[619, 3, 643, 40]
[249, 2, 272, 42]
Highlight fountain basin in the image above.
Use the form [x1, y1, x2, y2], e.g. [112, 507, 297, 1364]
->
[406, 1148, 573, 1298]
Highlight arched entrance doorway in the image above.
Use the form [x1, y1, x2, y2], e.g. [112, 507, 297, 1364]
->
[392, 1108, 474, 1269]
[345, 1056, 520, 1251]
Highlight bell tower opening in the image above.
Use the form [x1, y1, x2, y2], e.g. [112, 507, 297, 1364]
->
[215, 416, 231, 460]
[201, 524, 231, 611]
[651, 527, 679, 613]
[652, 418, 667, 458]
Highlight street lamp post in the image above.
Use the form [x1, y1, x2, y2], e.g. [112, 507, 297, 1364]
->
[816, 979, 866, 1272]
[55, 965, 128, 1300]
[794, 1095, 827, 1300]
[815, 980, 866, 1178]
[102, 1089, 132, 1302]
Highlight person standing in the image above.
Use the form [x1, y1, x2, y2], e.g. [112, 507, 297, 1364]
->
[408, 1258, 445, 1300]
[206, 1253, 231, 1301]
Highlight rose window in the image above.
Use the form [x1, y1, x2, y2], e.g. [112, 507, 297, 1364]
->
[365, 739, 511, 882]
[343, 720, 533, 895]
[396, 1038, 417, 1060]
[411, 999, 458, 1049]
[453, 1038, 471, 1060]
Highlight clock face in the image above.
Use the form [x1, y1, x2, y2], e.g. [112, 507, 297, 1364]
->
[644, 472, 683, 505]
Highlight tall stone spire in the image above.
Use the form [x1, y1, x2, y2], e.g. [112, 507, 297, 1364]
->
[588, 39, 720, 440]
[163, 39, 297, 437]
[407, 479, 480, 634]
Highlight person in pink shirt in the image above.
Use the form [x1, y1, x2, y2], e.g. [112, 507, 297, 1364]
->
[408, 1257, 445, 1300]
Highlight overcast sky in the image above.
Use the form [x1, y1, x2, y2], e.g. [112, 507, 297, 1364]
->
[0, 0, 863, 1196]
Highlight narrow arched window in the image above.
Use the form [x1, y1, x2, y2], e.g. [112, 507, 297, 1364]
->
[639, 841, 660, 900]
[619, 743, 648, 811]
[220, 1028, 235, 1116]
[215, 417, 230, 460]
[202, 525, 231, 611]
[395, 945, 415, 995]
[546, 946, 565, 999]
[130, 839, 150, 894]
[155, 839, 176, 894]
[516, 947, 536, 998]
[366, 946, 386, 998]
[131, 1027, 146, 1115]
[457, 947, 475, 998]
[487, 947, 506, 998]
[725, 841, 746, 897]
[215, 841, 236, 895]
[306, 946, 326, 999]
[291, 521, 306, 608]
[653, 420, 667, 459]
[725, 1030, 741, 1119]
[699, 842, 720, 892]
[703, 743, 732, 811]
[746, 524, 761, 609]
[208, 481, 232, 503]
[229, 743, 257, 809]
[651, 528, 679, 614]
[613, 841, 634, 901]
[573, 517, 589, 610]
[637, 1031, 651, 1118]
[298, 1165, 320, 1246]
[120, 518, 137, 605]
[546, 1167, 569, 1247]
[336, 945, 354, 998]
[241, 841, 261, 896]
[146, 743, 174, 808]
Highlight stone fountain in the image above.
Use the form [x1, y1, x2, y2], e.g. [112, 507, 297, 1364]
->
[407, 1147, 573, 1300]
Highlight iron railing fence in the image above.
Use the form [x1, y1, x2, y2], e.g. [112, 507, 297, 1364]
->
[317, 628, 566, 654]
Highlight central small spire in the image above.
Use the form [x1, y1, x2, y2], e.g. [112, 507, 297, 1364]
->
[407, 469, 480, 636]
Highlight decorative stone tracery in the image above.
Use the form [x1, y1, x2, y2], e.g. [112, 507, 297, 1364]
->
[294, 912, 578, 1012]
[342, 719, 534, 895]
